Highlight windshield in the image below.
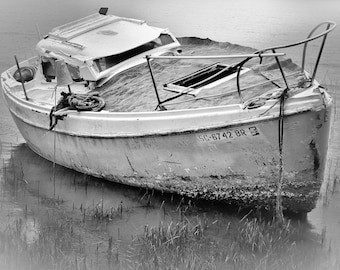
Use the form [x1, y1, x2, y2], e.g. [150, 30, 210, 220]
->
[93, 34, 175, 72]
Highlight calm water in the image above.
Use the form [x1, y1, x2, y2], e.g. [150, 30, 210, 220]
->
[1, 0, 340, 267]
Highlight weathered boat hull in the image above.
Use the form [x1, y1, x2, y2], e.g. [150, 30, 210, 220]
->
[2, 85, 332, 213]
[1, 13, 335, 214]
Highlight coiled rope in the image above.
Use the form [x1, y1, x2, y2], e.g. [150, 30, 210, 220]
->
[49, 92, 105, 130]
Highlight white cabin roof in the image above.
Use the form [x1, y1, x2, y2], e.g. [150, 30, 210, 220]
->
[36, 13, 165, 60]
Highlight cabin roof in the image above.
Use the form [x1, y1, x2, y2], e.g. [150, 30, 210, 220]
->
[37, 13, 165, 59]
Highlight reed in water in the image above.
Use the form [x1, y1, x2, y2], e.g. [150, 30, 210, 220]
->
[0, 160, 337, 270]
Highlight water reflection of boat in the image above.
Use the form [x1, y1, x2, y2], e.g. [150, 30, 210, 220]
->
[1, 8, 336, 213]
[5, 144, 144, 211]
[4, 143, 192, 240]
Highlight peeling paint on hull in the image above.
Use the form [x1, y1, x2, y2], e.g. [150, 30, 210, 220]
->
[7, 96, 332, 213]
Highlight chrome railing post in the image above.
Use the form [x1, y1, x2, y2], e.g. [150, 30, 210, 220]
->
[301, 22, 334, 80]
[311, 23, 331, 83]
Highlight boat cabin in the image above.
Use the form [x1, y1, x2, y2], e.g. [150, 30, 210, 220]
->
[35, 10, 181, 84]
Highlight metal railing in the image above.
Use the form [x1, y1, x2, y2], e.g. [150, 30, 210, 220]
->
[146, 22, 336, 109]
[235, 21, 336, 102]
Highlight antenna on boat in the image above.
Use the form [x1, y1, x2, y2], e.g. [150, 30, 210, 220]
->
[14, 56, 29, 101]
[35, 24, 42, 40]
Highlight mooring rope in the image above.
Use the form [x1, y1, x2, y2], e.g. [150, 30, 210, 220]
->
[52, 87, 57, 198]
[49, 92, 105, 130]
[276, 87, 289, 222]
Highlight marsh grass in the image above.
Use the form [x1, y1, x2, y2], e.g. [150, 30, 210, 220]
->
[0, 196, 335, 270]
[80, 200, 126, 223]
[124, 214, 329, 270]
[0, 157, 337, 270]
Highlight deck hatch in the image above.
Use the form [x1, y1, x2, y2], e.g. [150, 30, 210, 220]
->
[163, 63, 249, 96]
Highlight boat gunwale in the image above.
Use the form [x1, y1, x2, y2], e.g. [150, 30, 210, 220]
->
[2, 77, 325, 116]
[3, 84, 330, 139]
[1, 63, 326, 119]
[7, 103, 322, 139]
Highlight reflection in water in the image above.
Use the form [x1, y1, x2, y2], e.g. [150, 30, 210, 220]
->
[1, 144, 178, 239]
[21, 217, 40, 245]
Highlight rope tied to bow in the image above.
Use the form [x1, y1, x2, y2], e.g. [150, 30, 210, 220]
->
[49, 92, 105, 130]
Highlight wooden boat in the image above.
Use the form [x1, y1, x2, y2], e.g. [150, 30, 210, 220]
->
[1, 8, 336, 213]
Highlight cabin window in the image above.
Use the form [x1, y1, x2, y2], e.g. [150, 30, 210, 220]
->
[42, 57, 56, 81]
[159, 34, 174, 45]
[66, 64, 82, 82]
[94, 34, 175, 72]
[41, 57, 82, 82]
